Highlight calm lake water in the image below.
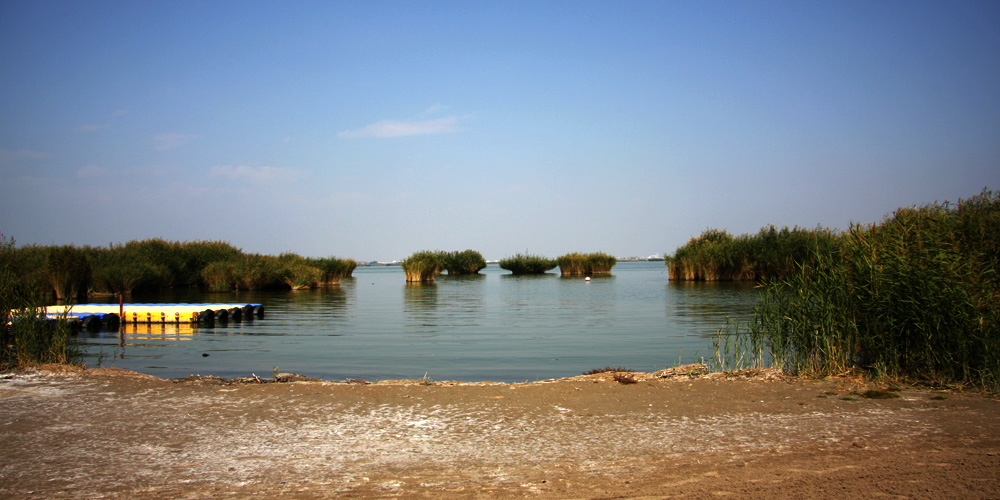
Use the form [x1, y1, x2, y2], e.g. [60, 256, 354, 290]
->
[78, 262, 760, 383]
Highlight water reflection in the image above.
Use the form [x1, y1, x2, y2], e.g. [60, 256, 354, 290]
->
[121, 322, 197, 340]
[437, 275, 485, 328]
[74, 263, 763, 382]
[403, 275, 488, 333]
[404, 282, 439, 332]
[552, 275, 617, 330]
[666, 281, 759, 336]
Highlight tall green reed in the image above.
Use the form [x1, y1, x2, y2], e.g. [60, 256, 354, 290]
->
[715, 189, 1000, 389]
[557, 252, 617, 276]
[90, 244, 160, 294]
[402, 251, 444, 283]
[666, 226, 839, 281]
[1, 234, 79, 368]
[307, 256, 358, 284]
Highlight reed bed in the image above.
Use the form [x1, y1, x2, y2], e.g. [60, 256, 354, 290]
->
[402, 250, 444, 283]
[88, 239, 243, 292]
[498, 253, 557, 274]
[307, 256, 358, 284]
[3, 238, 356, 296]
[200, 260, 237, 292]
[666, 226, 840, 281]
[91, 244, 160, 294]
[714, 189, 1000, 390]
[1, 234, 79, 369]
[276, 253, 321, 290]
[44, 245, 92, 301]
[443, 250, 487, 275]
[203, 253, 357, 291]
[557, 252, 617, 276]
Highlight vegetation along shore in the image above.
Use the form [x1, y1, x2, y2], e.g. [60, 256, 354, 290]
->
[691, 189, 999, 391]
[2, 188, 998, 393]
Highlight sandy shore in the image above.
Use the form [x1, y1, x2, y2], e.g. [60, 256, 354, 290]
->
[1, 366, 998, 499]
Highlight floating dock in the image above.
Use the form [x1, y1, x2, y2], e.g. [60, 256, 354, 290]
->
[39, 303, 265, 330]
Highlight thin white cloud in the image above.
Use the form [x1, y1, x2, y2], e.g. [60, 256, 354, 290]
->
[153, 132, 196, 150]
[0, 148, 50, 164]
[77, 164, 108, 178]
[423, 103, 449, 115]
[322, 191, 374, 207]
[76, 124, 106, 133]
[338, 116, 460, 139]
[208, 165, 306, 183]
[391, 191, 417, 203]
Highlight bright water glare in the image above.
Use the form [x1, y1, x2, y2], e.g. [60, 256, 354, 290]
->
[79, 262, 760, 382]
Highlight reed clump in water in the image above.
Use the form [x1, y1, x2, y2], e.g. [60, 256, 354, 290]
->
[402, 251, 444, 283]
[666, 226, 840, 281]
[557, 252, 617, 276]
[443, 250, 487, 275]
[202, 253, 293, 291]
[499, 253, 557, 274]
[226, 254, 285, 290]
[714, 189, 1000, 390]
[205, 253, 357, 291]
[307, 256, 358, 284]
[276, 253, 322, 290]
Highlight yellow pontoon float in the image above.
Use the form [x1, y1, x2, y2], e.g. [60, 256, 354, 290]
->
[39, 303, 264, 330]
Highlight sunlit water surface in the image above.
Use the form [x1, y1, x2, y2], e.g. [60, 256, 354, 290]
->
[78, 262, 759, 382]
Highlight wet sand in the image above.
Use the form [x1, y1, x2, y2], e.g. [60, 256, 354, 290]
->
[1, 365, 998, 499]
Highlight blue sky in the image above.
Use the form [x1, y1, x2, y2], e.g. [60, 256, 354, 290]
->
[2, 1, 997, 262]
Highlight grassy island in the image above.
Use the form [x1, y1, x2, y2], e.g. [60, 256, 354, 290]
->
[442, 250, 487, 275]
[557, 252, 617, 276]
[401, 250, 443, 283]
[498, 253, 557, 274]
[309, 256, 359, 285]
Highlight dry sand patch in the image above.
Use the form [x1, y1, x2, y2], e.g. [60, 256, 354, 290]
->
[1, 367, 998, 499]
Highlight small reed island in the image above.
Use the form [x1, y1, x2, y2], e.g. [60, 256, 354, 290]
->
[401, 250, 487, 283]
[498, 253, 557, 275]
[556, 252, 617, 277]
